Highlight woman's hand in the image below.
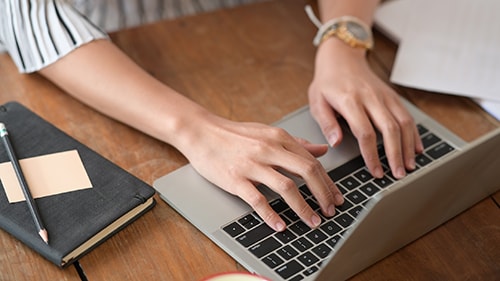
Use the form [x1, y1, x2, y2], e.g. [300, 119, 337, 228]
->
[309, 39, 423, 180]
[176, 112, 345, 232]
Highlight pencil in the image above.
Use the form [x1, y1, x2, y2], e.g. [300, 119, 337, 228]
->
[0, 123, 49, 244]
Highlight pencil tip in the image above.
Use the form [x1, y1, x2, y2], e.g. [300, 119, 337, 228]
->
[39, 229, 49, 244]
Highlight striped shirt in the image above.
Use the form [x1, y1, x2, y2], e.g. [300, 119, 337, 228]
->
[0, 0, 262, 73]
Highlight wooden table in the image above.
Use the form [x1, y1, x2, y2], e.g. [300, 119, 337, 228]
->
[0, 1, 498, 280]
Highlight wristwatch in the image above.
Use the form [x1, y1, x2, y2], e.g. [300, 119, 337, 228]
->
[313, 16, 374, 50]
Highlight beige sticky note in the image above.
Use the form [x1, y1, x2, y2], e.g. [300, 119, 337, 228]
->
[0, 150, 92, 203]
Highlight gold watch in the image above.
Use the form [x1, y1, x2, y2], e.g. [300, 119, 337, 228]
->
[313, 16, 373, 50]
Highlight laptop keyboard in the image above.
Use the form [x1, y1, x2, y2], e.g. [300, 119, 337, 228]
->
[222, 124, 455, 281]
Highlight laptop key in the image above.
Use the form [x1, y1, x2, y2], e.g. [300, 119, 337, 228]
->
[349, 205, 365, 218]
[334, 213, 355, 228]
[270, 199, 289, 213]
[242, 218, 259, 229]
[373, 176, 393, 188]
[312, 243, 332, 259]
[262, 253, 284, 268]
[328, 156, 365, 181]
[359, 182, 379, 197]
[250, 237, 281, 258]
[326, 235, 342, 249]
[275, 229, 297, 244]
[238, 214, 255, 226]
[336, 200, 353, 212]
[298, 251, 319, 267]
[306, 229, 328, 244]
[417, 124, 429, 135]
[320, 221, 342, 236]
[236, 223, 274, 247]
[223, 222, 245, 237]
[354, 169, 372, 183]
[303, 266, 319, 277]
[284, 209, 300, 223]
[422, 133, 441, 148]
[277, 245, 299, 260]
[345, 190, 367, 205]
[289, 221, 311, 236]
[292, 237, 313, 252]
[416, 153, 432, 167]
[339, 176, 361, 191]
[275, 260, 304, 280]
[280, 214, 292, 226]
[427, 142, 454, 159]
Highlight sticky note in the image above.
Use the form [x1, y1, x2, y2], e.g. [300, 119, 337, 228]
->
[0, 150, 92, 203]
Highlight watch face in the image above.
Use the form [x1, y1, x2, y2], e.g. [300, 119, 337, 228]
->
[326, 22, 340, 34]
[345, 21, 369, 41]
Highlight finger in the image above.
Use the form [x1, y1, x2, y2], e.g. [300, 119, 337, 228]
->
[309, 95, 343, 147]
[256, 167, 322, 229]
[235, 180, 287, 232]
[390, 105, 418, 171]
[294, 137, 329, 157]
[269, 144, 343, 219]
[384, 95, 423, 172]
[414, 125, 424, 154]
[318, 164, 344, 211]
[367, 104, 406, 179]
[335, 101, 384, 178]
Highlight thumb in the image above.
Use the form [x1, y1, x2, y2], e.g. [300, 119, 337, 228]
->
[309, 101, 344, 147]
[294, 137, 329, 157]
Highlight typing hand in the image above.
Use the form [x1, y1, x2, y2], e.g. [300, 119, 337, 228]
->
[308, 40, 423, 179]
[178, 113, 344, 232]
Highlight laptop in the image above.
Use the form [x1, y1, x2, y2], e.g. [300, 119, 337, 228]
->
[153, 98, 500, 281]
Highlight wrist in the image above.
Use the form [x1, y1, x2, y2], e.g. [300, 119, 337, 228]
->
[305, 6, 374, 51]
[159, 100, 214, 152]
[315, 38, 367, 69]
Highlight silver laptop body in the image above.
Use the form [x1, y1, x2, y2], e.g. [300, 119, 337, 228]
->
[153, 99, 500, 281]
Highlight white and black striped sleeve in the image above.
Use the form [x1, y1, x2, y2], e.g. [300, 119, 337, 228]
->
[0, 0, 108, 73]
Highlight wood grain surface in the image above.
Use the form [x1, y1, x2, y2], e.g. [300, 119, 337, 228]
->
[0, 1, 498, 280]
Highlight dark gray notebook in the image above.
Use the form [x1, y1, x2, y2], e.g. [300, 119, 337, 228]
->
[0, 101, 156, 267]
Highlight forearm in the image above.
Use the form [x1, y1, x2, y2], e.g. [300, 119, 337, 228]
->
[39, 39, 208, 150]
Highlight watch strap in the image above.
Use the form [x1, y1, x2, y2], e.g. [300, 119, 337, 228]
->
[305, 6, 373, 49]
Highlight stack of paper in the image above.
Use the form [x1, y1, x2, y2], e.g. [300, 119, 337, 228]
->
[374, 0, 500, 120]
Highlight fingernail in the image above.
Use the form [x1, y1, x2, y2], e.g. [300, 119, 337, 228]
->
[311, 215, 321, 228]
[396, 167, 406, 179]
[328, 204, 336, 217]
[275, 222, 286, 232]
[374, 166, 384, 178]
[328, 132, 339, 147]
[335, 194, 344, 205]
[408, 158, 416, 170]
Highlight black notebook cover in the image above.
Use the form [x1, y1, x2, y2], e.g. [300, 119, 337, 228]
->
[0, 101, 156, 267]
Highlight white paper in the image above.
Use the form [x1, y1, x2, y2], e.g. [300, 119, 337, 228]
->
[374, 0, 500, 120]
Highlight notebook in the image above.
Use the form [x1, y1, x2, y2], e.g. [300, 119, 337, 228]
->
[0, 101, 156, 268]
[153, 98, 500, 281]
